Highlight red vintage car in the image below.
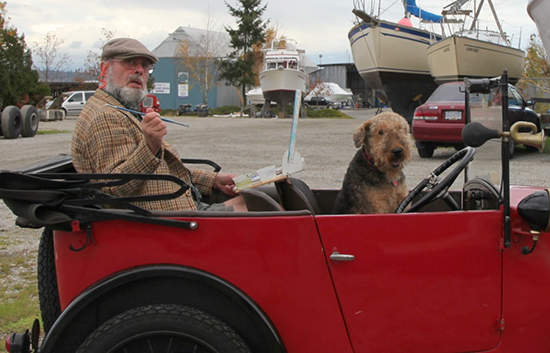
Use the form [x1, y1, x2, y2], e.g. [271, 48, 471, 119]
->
[3, 75, 550, 353]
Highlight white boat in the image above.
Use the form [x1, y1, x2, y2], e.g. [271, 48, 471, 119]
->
[305, 82, 353, 102]
[348, 0, 443, 122]
[427, 0, 525, 84]
[246, 87, 266, 105]
[527, 0, 550, 55]
[259, 38, 309, 108]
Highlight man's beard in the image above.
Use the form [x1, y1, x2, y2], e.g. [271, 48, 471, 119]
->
[104, 67, 148, 109]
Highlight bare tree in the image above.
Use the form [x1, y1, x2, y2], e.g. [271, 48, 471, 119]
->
[82, 28, 117, 79]
[177, 7, 227, 105]
[32, 33, 72, 83]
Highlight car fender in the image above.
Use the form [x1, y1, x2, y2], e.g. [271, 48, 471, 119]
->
[39, 265, 285, 353]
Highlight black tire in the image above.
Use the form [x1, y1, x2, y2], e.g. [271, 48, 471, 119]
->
[20, 105, 39, 137]
[37, 228, 61, 334]
[76, 304, 251, 353]
[416, 141, 435, 158]
[509, 139, 515, 159]
[1, 105, 22, 139]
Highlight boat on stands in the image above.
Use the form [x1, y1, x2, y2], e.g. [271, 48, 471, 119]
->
[348, 0, 443, 123]
[527, 0, 550, 55]
[427, 0, 525, 85]
[259, 38, 311, 109]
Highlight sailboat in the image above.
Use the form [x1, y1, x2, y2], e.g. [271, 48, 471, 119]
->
[426, 0, 525, 85]
[348, 0, 443, 123]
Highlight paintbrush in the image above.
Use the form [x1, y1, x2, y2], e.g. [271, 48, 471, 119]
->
[105, 104, 190, 127]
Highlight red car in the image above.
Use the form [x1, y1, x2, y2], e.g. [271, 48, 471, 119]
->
[4, 75, 550, 353]
[412, 81, 541, 158]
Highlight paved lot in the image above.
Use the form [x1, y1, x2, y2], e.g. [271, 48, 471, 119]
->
[3, 108, 548, 189]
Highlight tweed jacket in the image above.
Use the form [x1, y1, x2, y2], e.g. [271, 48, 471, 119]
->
[72, 89, 216, 211]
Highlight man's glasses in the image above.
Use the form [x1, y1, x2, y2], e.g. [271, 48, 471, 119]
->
[111, 58, 154, 73]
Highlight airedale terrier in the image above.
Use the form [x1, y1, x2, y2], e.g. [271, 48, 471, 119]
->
[333, 112, 412, 214]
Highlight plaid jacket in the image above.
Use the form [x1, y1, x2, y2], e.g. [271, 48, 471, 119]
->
[72, 89, 216, 210]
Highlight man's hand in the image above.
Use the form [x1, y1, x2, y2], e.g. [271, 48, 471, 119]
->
[214, 173, 238, 196]
[141, 108, 166, 155]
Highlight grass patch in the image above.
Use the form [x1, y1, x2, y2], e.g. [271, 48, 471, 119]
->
[37, 130, 71, 135]
[208, 105, 352, 118]
[0, 234, 41, 345]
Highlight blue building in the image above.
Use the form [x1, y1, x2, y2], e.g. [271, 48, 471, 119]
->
[151, 27, 240, 110]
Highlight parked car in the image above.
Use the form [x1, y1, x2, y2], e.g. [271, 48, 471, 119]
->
[4, 75, 550, 353]
[304, 96, 339, 109]
[60, 91, 95, 116]
[412, 82, 541, 158]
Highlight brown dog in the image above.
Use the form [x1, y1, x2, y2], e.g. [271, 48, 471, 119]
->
[333, 112, 412, 214]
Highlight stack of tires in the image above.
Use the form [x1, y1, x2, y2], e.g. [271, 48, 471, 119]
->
[1, 105, 39, 139]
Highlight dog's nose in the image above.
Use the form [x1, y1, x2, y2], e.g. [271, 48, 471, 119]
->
[392, 148, 403, 157]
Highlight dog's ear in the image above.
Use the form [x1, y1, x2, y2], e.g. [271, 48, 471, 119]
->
[353, 121, 370, 148]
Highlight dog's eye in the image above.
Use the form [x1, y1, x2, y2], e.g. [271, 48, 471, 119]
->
[378, 130, 385, 135]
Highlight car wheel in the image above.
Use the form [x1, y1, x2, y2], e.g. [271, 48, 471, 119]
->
[76, 304, 251, 353]
[38, 228, 61, 334]
[508, 138, 515, 159]
[416, 141, 435, 158]
[20, 105, 39, 137]
[1, 106, 22, 139]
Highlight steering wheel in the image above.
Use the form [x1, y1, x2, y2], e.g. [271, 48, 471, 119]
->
[396, 147, 476, 213]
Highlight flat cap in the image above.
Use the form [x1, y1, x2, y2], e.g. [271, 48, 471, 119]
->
[101, 38, 158, 64]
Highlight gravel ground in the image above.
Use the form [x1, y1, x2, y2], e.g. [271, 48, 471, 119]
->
[1, 109, 549, 320]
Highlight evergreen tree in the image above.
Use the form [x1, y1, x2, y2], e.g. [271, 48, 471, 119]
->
[219, 0, 268, 109]
[0, 1, 40, 107]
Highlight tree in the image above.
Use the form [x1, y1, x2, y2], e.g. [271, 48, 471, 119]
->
[219, 0, 268, 109]
[82, 28, 117, 79]
[0, 1, 41, 107]
[177, 7, 227, 105]
[517, 33, 550, 113]
[33, 32, 72, 83]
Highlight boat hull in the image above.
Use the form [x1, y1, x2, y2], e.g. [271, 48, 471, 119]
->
[348, 20, 440, 122]
[427, 35, 525, 85]
[260, 69, 307, 106]
[527, 0, 550, 57]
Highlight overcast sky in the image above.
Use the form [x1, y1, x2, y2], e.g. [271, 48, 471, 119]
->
[5, 0, 540, 72]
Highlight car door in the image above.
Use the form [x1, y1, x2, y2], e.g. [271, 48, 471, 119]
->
[507, 86, 527, 124]
[316, 210, 503, 352]
[64, 92, 84, 115]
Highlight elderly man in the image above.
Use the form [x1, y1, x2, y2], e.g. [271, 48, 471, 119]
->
[72, 38, 246, 211]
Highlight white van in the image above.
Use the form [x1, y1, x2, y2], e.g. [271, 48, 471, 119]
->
[61, 91, 95, 116]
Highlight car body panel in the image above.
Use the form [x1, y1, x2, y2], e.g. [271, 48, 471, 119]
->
[317, 211, 502, 352]
[53, 215, 354, 353]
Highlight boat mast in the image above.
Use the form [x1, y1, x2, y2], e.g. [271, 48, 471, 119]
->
[469, 0, 508, 44]
[486, 0, 509, 44]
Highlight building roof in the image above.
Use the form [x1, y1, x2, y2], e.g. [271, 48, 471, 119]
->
[152, 26, 232, 59]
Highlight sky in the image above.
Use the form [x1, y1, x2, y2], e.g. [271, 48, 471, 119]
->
[4, 0, 540, 72]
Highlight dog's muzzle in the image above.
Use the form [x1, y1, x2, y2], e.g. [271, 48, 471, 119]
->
[392, 148, 403, 158]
